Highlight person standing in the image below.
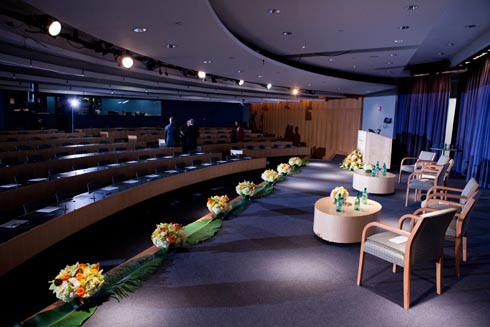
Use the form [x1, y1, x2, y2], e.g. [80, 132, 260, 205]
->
[230, 121, 245, 143]
[182, 118, 199, 153]
[164, 117, 179, 147]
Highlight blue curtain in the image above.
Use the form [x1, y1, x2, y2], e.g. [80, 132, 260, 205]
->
[394, 74, 451, 162]
[454, 57, 490, 188]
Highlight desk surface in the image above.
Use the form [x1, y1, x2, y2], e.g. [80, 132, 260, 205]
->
[0, 157, 266, 276]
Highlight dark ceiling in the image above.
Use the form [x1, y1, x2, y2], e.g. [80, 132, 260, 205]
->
[0, 0, 489, 103]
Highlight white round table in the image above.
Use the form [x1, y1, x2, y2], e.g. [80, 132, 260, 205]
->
[313, 196, 382, 243]
[352, 169, 395, 194]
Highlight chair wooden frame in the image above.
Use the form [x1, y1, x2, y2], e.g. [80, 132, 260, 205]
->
[398, 151, 436, 183]
[415, 194, 478, 277]
[405, 164, 447, 206]
[423, 178, 478, 208]
[357, 208, 457, 310]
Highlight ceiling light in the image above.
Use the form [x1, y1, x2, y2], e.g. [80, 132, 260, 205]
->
[407, 5, 418, 10]
[197, 71, 206, 79]
[268, 9, 280, 14]
[48, 20, 62, 37]
[464, 24, 477, 28]
[389, 53, 397, 57]
[386, 61, 393, 65]
[447, 43, 455, 46]
[166, 44, 177, 49]
[394, 39, 404, 43]
[132, 27, 147, 33]
[399, 25, 410, 30]
[266, 83, 272, 90]
[237, 80, 244, 86]
[282, 31, 292, 36]
[328, 58, 335, 62]
[352, 65, 357, 68]
[258, 75, 263, 78]
[291, 88, 299, 96]
[203, 60, 212, 64]
[121, 55, 134, 69]
[438, 52, 445, 56]
[301, 45, 307, 49]
[237, 70, 243, 73]
[69, 98, 80, 108]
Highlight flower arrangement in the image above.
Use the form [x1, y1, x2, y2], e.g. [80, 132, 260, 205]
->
[288, 156, 303, 167]
[207, 195, 232, 217]
[48, 262, 105, 303]
[261, 169, 279, 184]
[277, 163, 292, 175]
[330, 186, 349, 201]
[151, 222, 186, 250]
[236, 180, 256, 199]
[340, 149, 363, 171]
[363, 162, 374, 173]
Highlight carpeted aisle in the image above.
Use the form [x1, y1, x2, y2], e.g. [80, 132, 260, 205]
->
[83, 160, 490, 327]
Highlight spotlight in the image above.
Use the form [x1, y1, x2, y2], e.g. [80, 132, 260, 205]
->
[48, 20, 62, 37]
[197, 71, 206, 79]
[121, 55, 134, 69]
[69, 98, 80, 108]
[266, 83, 272, 90]
[237, 79, 245, 86]
[291, 88, 299, 96]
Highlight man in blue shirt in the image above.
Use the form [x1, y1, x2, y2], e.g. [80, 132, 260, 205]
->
[164, 117, 178, 147]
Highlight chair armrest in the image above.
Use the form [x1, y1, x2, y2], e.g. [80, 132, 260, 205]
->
[400, 157, 418, 166]
[426, 185, 464, 198]
[414, 159, 436, 169]
[426, 192, 467, 202]
[361, 221, 411, 242]
[398, 213, 423, 230]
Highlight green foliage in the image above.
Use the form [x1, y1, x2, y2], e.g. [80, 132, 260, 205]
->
[182, 218, 222, 246]
[16, 303, 95, 327]
[253, 183, 274, 198]
[98, 253, 165, 302]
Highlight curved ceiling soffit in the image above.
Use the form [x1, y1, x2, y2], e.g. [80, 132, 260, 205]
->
[207, 1, 397, 89]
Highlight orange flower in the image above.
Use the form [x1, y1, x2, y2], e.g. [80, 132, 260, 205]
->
[61, 273, 70, 281]
[76, 287, 85, 297]
[76, 272, 84, 281]
[169, 235, 177, 243]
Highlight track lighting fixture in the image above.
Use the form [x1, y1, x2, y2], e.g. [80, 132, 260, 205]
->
[48, 20, 62, 37]
[197, 71, 206, 79]
[266, 83, 272, 90]
[121, 55, 134, 69]
[291, 88, 299, 96]
[237, 79, 245, 86]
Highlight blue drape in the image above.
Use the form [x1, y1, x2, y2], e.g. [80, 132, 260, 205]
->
[454, 57, 490, 188]
[394, 74, 451, 162]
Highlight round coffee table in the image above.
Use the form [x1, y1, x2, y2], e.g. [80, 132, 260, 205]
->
[313, 196, 382, 243]
[352, 170, 395, 194]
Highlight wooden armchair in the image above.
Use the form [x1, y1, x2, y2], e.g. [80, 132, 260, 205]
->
[405, 162, 450, 206]
[415, 190, 479, 277]
[421, 177, 479, 209]
[357, 208, 457, 310]
[398, 150, 436, 183]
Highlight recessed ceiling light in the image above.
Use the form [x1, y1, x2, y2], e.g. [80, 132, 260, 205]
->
[386, 61, 393, 65]
[389, 53, 397, 57]
[48, 20, 62, 36]
[237, 70, 243, 73]
[407, 5, 418, 10]
[352, 65, 357, 68]
[301, 45, 307, 49]
[203, 60, 212, 64]
[268, 9, 280, 14]
[282, 31, 292, 36]
[258, 75, 263, 78]
[121, 55, 134, 69]
[394, 39, 404, 43]
[399, 25, 410, 30]
[437, 52, 445, 56]
[328, 58, 335, 62]
[237, 80, 245, 86]
[132, 27, 147, 33]
[166, 44, 177, 49]
[291, 88, 299, 96]
[447, 42, 455, 46]
[464, 24, 477, 28]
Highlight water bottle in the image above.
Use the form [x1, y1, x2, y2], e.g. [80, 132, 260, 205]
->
[382, 163, 387, 176]
[362, 187, 368, 205]
[354, 192, 361, 211]
[335, 193, 343, 212]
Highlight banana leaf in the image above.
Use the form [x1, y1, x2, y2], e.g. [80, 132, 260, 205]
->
[253, 183, 274, 198]
[15, 303, 95, 327]
[182, 218, 222, 246]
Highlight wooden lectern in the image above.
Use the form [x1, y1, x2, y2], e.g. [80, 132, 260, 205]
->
[357, 130, 392, 169]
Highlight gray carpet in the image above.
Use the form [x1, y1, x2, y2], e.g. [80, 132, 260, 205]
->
[81, 160, 490, 327]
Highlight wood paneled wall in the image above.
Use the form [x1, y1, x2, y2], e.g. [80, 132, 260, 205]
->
[250, 98, 363, 160]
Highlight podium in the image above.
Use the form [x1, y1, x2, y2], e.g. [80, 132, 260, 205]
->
[357, 130, 392, 169]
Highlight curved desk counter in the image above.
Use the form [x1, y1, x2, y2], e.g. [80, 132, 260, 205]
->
[352, 170, 396, 194]
[313, 196, 382, 243]
[0, 157, 266, 276]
